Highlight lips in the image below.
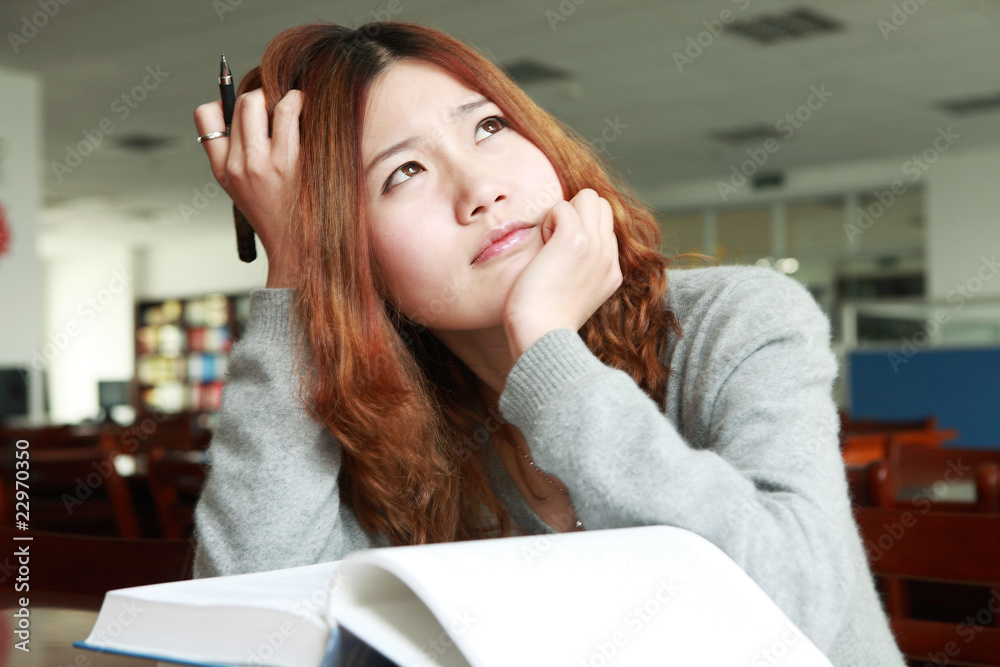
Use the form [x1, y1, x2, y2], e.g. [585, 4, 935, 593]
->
[472, 221, 534, 265]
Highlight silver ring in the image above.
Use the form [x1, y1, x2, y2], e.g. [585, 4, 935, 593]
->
[197, 130, 229, 143]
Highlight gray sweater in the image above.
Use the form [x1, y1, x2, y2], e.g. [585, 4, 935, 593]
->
[193, 265, 905, 666]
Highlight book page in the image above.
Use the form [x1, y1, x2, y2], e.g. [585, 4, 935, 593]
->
[329, 525, 833, 667]
[81, 561, 342, 667]
[115, 560, 341, 617]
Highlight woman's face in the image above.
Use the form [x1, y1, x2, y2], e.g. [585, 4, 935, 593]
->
[361, 59, 565, 333]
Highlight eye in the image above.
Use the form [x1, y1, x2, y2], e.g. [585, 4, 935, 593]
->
[474, 115, 508, 141]
[383, 161, 424, 193]
[381, 116, 510, 194]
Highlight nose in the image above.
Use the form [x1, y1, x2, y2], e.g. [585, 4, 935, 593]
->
[453, 155, 507, 225]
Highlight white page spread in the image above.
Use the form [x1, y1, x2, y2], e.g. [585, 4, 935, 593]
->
[328, 525, 834, 667]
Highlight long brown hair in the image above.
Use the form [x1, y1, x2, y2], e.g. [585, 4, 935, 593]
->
[239, 22, 680, 546]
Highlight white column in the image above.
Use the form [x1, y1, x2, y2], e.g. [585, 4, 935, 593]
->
[925, 146, 1000, 301]
[0, 67, 44, 422]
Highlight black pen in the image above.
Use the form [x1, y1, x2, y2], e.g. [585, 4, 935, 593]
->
[220, 54, 257, 263]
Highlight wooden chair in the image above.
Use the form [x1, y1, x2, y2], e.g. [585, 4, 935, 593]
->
[0, 424, 100, 451]
[891, 429, 960, 448]
[846, 459, 913, 617]
[0, 437, 141, 538]
[841, 429, 959, 467]
[145, 446, 208, 538]
[842, 433, 890, 467]
[854, 507, 1000, 666]
[848, 456, 1000, 633]
[840, 413, 938, 435]
[888, 443, 1000, 514]
[0, 525, 193, 611]
[122, 411, 210, 453]
[846, 458, 894, 508]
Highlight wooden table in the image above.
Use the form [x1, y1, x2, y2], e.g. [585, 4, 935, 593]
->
[2, 606, 156, 666]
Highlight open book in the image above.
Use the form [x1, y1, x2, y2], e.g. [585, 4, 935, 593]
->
[76, 525, 833, 666]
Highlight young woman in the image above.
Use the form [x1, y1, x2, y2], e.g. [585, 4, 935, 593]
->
[192, 22, 904, 666]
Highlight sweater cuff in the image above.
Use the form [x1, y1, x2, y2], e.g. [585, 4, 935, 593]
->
[246, 289, 299, 344]
[499, 328, 606, 431]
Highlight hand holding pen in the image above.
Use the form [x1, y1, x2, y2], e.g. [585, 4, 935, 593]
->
[194, 60, 306, 286]
[197, 55, 256, 262]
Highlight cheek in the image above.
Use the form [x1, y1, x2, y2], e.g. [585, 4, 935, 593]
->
[374, 223, 458, 319]
[519, 147, 564, 204]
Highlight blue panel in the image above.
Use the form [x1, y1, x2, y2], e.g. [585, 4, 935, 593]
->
[848, 347, 1000, 448]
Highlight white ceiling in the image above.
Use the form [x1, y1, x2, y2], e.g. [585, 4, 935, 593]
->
[1, 0, 999, 245]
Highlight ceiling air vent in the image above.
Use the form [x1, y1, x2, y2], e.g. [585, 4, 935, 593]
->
[500, 59, 571, 85]
[727, 7, 843, 45]
[938, 91, 1000, 115]
[110, 133, 179, 154]
[709, 124, 783, 144]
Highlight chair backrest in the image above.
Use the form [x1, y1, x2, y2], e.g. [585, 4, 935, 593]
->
[0, 425, 100, 450]
[121, 412, 209, 453]
[854, 507, 1000, 665]
[891, 429, 960, 448]
[889, 444, 1000, 513]
[840, 414, 938, 435]
[841, 433, 889, 467]
[145, 446, 208, 539]
[1, 442, 141, 538]
[846, 459, 894, 508]
[0, 525, 193, 610]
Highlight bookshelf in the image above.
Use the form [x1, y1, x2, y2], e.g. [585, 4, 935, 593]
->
[135, 293, 250, 417]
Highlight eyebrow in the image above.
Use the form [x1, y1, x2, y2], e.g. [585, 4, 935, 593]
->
[364, 97, 494, 179]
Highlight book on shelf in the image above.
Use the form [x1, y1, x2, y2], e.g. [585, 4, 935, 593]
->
[75, 525, 833, 667]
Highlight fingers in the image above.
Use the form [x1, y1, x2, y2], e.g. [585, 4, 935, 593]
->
[194, 89, 302, 193]
[271, 90, 304, 174]
[564, 188, 621, 288]
[193, 100, 229, 183]
[229, 89, 269, 179]
[551, 189, 615, 248]
[569, 188, 605, 232]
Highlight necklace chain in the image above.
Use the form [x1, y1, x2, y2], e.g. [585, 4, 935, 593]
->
[510, 434, 584, 530]
[512, 437, 569, 495]
[482, 394, 583, 530]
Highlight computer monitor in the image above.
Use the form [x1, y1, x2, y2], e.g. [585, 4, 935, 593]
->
[0, 367, 30, 424]
[98, 380, 132, 421]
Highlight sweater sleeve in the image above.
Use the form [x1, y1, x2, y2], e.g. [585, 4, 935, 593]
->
[498, 269, 854, 651]
[192, 289, 378, 578]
